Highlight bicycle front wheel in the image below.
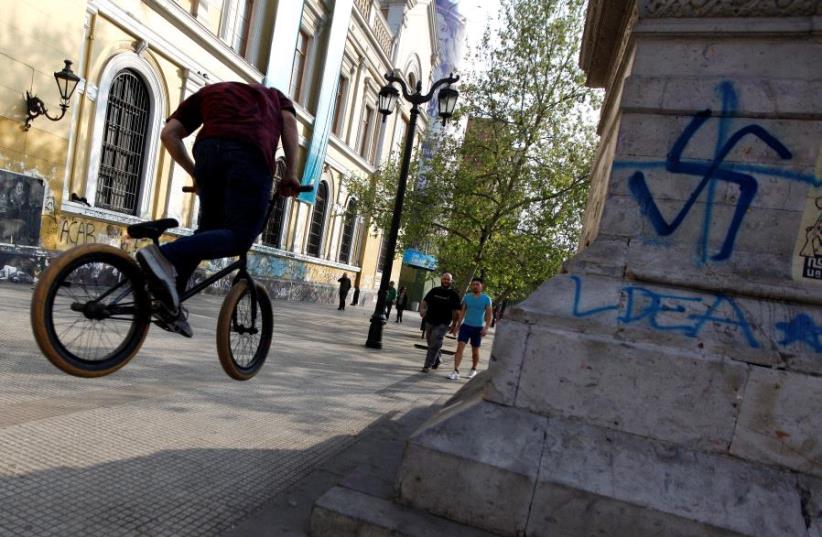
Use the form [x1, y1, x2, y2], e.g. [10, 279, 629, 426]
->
[31, 245, 151, 378]
[216, 280, 273, 381]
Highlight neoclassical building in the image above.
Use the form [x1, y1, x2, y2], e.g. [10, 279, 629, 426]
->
[0, 0, 441, 302]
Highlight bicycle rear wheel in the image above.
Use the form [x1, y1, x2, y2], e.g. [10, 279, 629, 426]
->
[31, 245, 151, 378]
[216, 280, 273, 381]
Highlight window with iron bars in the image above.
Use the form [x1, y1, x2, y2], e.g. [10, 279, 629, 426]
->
[306, 181, 329, 257]
[261, 158, 289, 248]
[96, 69, 150, 215]
[338, 199, 357, 264]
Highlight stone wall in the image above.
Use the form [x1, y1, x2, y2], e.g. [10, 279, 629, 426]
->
[388, 2, 822, 536]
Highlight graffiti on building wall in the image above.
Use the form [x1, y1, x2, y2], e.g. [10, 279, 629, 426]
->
[613, 81, 822, 264]
[0, 170, 45, 246]
[570, 275, 822, 353]
[0, 251, 47, 283]
[59, 219, 96, 246]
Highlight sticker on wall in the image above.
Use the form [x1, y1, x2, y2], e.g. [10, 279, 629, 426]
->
[792, 147, 822, 282]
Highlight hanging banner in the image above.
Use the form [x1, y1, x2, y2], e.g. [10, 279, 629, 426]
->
[264, 0, 306, 91]
[297, 0, 355, 204]
[403, 248, 438, 271]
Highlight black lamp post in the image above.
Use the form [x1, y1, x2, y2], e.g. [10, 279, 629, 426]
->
[365, 71, 459, 349]
[24, 60, 81, 131]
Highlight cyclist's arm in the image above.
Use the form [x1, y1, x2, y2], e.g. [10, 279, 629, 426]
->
[161, 119, 196, 179]
[279, 110, 300, 196]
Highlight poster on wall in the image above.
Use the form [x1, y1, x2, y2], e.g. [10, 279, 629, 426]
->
[792, 150, 822, 282]
[0, 169, 45, 247]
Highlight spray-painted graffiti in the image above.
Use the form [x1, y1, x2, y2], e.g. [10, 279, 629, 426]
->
[570, 275, 758, 347]
[775, 314, 822, 353]
[614, 82, 822, 263]
[570, 275, 822, 353]
[0, 170, 45, 246]
[59, 219, 96, 246]
[0, 251, 48, 284]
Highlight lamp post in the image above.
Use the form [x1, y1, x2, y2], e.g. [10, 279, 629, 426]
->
[365, 72, 459, 349]
[24, 60, 81, 131]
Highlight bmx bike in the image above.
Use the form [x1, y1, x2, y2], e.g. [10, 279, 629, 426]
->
[30, 183, 311, 381]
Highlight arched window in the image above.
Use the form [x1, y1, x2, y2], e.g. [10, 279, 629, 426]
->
[306, 181, 329, 257]
[95, 70, 151, 215]
[339, 199, 357, 264]
[262, 158, 289, 247]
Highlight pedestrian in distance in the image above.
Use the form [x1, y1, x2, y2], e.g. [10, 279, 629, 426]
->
[419, 273, 461, 373]
[395, 286, 408, 322]
[385, 281, 397, 319]
[448, 277, 493, 380]
[337, 272, 352, 310]
[135, 80, 300, 338]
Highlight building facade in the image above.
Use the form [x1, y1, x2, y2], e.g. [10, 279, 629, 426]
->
[0, 0, 440, 303]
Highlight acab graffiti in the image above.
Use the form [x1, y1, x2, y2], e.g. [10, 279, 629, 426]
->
[570, 276, 822, 353]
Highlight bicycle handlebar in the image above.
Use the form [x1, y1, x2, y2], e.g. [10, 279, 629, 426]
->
[182, 185, 314, 194]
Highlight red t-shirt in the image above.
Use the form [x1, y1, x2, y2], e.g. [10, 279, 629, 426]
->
[168, 81, 296, 174]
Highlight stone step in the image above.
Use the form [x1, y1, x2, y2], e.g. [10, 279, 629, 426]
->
[310, 486, 501, 537]
[396, 393, 821, 537]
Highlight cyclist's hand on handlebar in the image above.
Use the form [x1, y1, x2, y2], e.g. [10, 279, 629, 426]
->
[277, 177, 302, 197]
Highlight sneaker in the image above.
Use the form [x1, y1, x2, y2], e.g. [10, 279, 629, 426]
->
[447, 370, 460, 380]
[155, 307, 193, 338]
[421, 367, 430, 373]
[468, 369, 477, 379]
[432, 356, 442, 370]
[136, 244, 179, 314]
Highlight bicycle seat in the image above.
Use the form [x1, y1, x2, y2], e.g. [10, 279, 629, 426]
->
[127, 218, 179, 240]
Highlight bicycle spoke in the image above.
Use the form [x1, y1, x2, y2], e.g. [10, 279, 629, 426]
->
[47, 258, 144, 363]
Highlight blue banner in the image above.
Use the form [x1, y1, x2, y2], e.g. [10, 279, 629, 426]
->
[403, 248, 438, 271]
[297, 0, 355, 204]
[263, 0, 306, 91]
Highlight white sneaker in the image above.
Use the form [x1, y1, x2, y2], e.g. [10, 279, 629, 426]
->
[468, 369, 477, 379]
[447, 370, 460, 380]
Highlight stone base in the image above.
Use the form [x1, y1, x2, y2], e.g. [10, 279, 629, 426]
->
[397, 393, 820, 537]
[311, 487, 499, 537]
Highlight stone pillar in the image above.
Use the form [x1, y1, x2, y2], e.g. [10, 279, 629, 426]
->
[394, 2, 822, 536]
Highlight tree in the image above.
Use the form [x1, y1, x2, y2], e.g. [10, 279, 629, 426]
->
[347, 0, 600, 303]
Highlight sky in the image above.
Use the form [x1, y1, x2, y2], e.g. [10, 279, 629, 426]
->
[456, 0, 502, 70]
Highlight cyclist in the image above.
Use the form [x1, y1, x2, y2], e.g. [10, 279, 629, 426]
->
[136, 81, 301, 337]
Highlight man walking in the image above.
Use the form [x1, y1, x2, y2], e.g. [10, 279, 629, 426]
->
[419, 273, 461, 373]
[385, 281, 397, 319]
[448, 277, 493, 380]
[337, 272, 352, 310]
[135, 80, 300, 337]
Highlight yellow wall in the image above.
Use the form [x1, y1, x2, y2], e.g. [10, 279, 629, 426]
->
[0, 0, 435, 296]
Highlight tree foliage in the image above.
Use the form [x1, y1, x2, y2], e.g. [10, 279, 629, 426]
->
[347, 0, 600, 302]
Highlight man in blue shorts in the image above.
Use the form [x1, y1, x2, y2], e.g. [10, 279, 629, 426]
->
[448, 277, 493, 380]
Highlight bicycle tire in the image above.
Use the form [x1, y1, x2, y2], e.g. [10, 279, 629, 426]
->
[31, 244, 151, 378]
[216, 280, 273, 381]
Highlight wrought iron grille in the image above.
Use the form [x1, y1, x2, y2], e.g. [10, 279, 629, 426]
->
[306, 182, 328, 257]
[339, 199, 357, 264]
[262, 159, 288, 247]
[96, 70, 150, 215]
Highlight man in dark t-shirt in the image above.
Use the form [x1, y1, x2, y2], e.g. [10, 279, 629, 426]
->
[419, 272, 461, 372]
[136, 81, 301, 337]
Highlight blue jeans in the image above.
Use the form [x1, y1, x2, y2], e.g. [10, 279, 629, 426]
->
[161, 138, 272, 293]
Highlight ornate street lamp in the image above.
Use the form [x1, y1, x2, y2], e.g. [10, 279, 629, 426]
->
[377, 84, 399, 122]
[24, 60, 81, 131]
[366, 72, 460, 349]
